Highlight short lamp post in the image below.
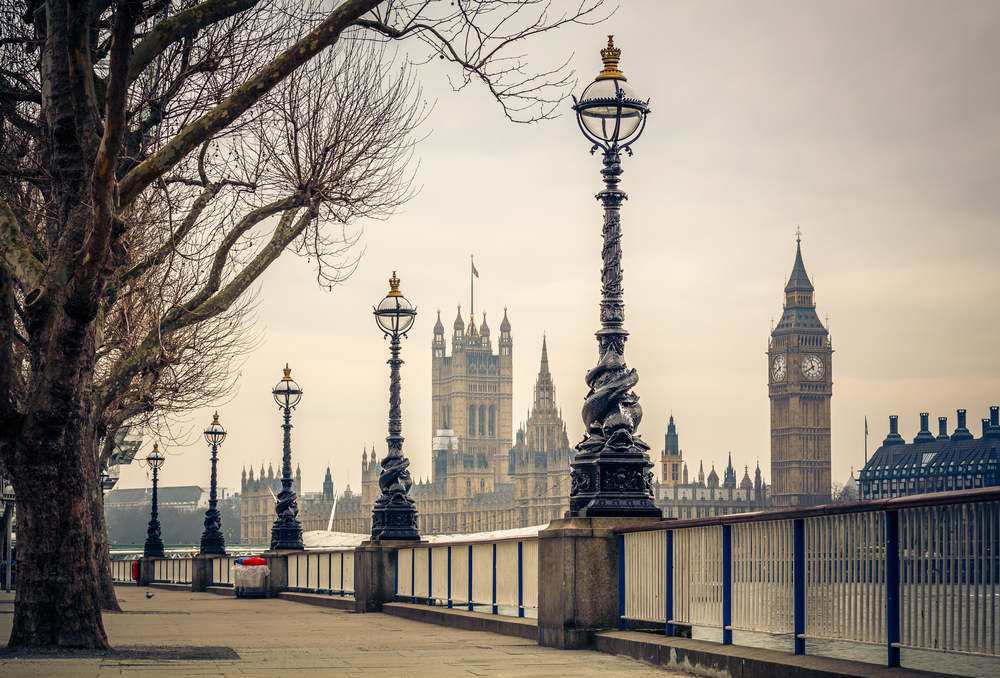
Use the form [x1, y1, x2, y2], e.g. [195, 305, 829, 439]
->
[200, 412, 227, 555]
[567, 36, 661, 518]
[270, 365, 304, 550]
[371, 272, 419, 540]
[143, 443, 166, 558]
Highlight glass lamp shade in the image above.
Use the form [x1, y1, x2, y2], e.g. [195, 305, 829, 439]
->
[204, 412, 227, 446]
[147, 444, 165, 469]
[575, 78, 647, 147]
[273, 364, 302, 409]
[374, 294, 417, 335]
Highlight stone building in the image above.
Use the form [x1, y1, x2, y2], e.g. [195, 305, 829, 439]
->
[768, 234, 833, 507]
[239, 462, 301, 545]
[859, 408, 1000, 500]
[655, 416, 770, 518]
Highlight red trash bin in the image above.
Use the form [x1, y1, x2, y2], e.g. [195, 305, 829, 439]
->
[130, 560, 139, 581]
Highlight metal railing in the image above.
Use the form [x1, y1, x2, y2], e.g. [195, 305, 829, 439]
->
[616, 486, 1000, 667]
[395, 537, 538, 617]
[211, 556, 239, 587]
[149, 556, 192, 584]
[109, 557, 137, 582]
[286, 551, 355, 596]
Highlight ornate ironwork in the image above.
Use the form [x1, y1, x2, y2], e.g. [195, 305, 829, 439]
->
[200, 438, 226, 555]
[270, 402, 304, 549]
[371, 285, 419, 541]
[568, 99, 660, 519]
[144, 464, 164, 558]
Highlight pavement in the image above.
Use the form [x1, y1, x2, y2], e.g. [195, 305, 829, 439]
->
[0, 588, 685, 677]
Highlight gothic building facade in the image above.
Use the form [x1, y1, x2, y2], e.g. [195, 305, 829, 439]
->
[238, 309, 575, 540]
[655, 416, 770, 518]
[768, 235, 833, 507]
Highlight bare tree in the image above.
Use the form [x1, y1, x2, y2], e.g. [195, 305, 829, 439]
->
[0, 0, 606, 649]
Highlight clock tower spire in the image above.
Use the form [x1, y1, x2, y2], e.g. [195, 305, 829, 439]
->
[768, 233, 833, 508]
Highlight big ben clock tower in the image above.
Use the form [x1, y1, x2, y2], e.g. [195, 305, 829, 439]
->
[768, 232, 832, 508]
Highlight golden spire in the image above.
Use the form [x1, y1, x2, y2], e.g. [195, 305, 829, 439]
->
[282, 363, 292, 381]
[212, 411, 220, 425]
[596, 35, 627, 81]
[387, 271, 402, 297]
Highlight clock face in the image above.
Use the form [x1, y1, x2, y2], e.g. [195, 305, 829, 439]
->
[802, 354, 825, 381]
[772, 354, 786, 381]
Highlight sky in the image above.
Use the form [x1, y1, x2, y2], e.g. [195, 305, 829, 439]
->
[115, 1, 1000, 509]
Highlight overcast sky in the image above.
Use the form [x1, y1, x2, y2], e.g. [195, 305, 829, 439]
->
[116, 1, 1000, 513]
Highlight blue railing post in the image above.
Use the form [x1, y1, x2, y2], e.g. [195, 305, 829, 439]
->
[411, 549, 416, 604]
[722, 524, 732, 645]
[428, 548, 434, 605]
[340, 553, 345, 596]
[491, 543, 498, 615]
[886, 510, 901, 667]
[794, 518, 805, 655]
[618, 534, 627, 631]
[468, 545, 474, 612]
[447, 546, 453, 609]
[394, 550, 399, 602]
[665, 530, 674, 637]
[518, 541, 525, 618]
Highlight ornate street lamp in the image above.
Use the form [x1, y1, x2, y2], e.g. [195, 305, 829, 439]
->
[270, 364, 303, 550]
[371, 272, 419, 540]
[143, 443, 166, 558]
[567, 37, 661, 518]
[200, 412, 227, 555]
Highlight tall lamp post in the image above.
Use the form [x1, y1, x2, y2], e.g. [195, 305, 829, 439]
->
[371, 272, 419, 541]
[270, 365, 303, 550]
[200, 412, 227, 554]
[143, 443, 166, 558]
[567, 36, 661, 518]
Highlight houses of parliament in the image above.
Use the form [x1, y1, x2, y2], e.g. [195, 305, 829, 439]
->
[240, 239, 833, 541]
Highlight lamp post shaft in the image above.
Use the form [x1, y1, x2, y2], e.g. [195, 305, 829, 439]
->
[200, 441, 226, 554]
[270, 403, 303, 550]
[567, 148, 660, 518]
[144, 465, 164, 558]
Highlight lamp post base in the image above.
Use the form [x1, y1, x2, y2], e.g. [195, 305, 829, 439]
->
[371, 496, 419, 541]
[270, 518, 303, 550]
[199, 530, 227, 555]
[568, 446, 662, 519]
[143, 539, 165, 559]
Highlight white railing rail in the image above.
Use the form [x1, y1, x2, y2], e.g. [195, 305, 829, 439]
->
[395, 537, 538, 617]
[109, 557, 138, 582]
[286, 551, 355, 596]
[616, 486, 1000, 668]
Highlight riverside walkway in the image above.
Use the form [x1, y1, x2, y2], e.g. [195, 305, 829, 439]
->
[0, 588, 682, 677]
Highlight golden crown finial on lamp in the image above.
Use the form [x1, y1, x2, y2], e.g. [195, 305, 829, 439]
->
[387, 271, 402, 297]
[596, 35, 626, 81]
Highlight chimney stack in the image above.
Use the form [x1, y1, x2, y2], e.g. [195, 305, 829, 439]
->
[952, 408, 974, 441]
[884, 415, 905, 446]
[913, 412, 935, 444]
[986, 406, 1000, 439]
[937, 417, 950, 441]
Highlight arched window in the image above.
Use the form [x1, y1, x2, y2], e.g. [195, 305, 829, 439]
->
[488, 406, 495, 437]
[468, 405, 476, 436]
[479, 405, 486, 436]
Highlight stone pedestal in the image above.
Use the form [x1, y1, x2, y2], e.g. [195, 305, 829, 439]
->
[191, 554, 215, 592]
[138, 557, 156, 587]
[537, 517, 653, 650]
[354, 539, 418, 613]
[261, 551, 290, 599]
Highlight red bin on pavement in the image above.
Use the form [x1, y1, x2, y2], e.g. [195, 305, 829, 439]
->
[130, 561, 139, 580]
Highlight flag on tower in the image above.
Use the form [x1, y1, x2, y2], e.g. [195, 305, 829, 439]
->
[472, 260, 479, 278]
[865, 416, 868, 436]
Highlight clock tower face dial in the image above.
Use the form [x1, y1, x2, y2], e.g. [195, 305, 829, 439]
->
[772, 354, 786, 381]
[801, 354, 825, 381]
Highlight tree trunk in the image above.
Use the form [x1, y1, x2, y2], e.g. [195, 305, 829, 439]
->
[6, 296, 110, 647]
[93, 486, 122, 612]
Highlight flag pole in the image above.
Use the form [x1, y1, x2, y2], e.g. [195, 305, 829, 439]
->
[471, 254, 474, 318]
[864, 416, 868, 464]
